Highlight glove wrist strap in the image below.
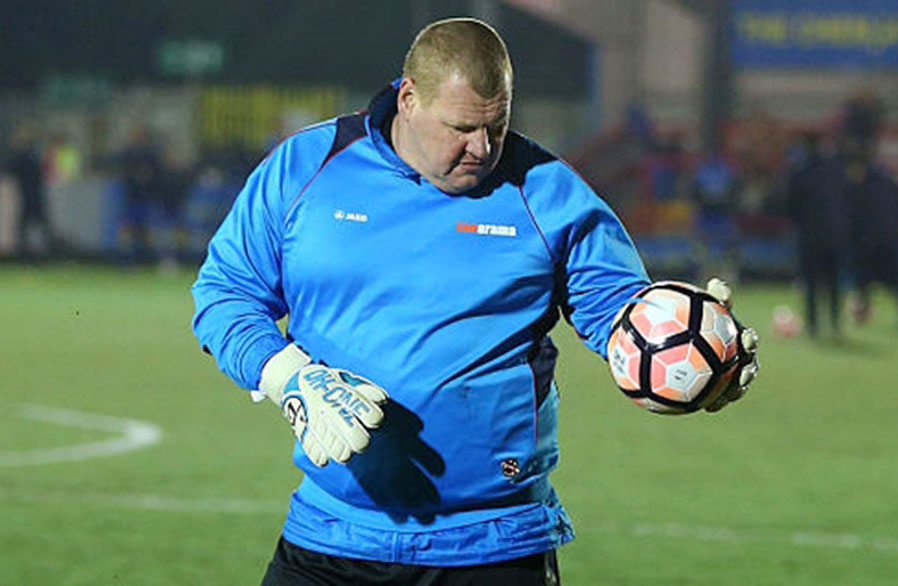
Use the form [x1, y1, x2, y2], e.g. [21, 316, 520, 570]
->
[259, 344, 312, 404]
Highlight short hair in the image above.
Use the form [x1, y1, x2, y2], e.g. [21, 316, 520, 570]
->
[403, 17, 513, 104]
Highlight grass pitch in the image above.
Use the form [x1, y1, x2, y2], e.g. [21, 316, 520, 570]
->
[1, 264, 897, 585]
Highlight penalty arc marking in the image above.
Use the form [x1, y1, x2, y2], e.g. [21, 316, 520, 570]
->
[0, 404, 163, 467]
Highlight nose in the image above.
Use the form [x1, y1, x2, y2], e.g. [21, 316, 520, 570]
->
[466, 127, 490, 160]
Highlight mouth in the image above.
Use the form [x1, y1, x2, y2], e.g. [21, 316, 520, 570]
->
[456, 160, 487, 172]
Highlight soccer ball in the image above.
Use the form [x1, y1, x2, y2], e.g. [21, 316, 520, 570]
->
[607, 281, 742, 414]
[771, 304, 802, 338]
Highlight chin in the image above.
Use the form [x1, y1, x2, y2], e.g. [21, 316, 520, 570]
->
[441, 178, 480, 194]
[443, 169, 493, 193]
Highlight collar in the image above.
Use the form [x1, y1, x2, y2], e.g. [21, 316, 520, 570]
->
[366, 78, 421, 181]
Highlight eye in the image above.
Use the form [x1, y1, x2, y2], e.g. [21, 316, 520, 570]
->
[485, 119, 507, 138]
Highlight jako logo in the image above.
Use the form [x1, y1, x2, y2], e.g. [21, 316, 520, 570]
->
[456, 222, 517, 237]
[334, 210, 368, 222]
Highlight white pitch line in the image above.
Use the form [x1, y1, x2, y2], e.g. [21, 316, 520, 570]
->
[1, 480, 896, 555]
[0, 489, 284, 514]
[106, 493, 283, 514]
[0, 487, 285, 515]
[3, 406, 896, 556]
[0, 404, 163, 466]
[583, 521, 898, 554]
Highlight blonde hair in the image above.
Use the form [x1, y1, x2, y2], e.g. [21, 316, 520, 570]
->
[403, 17, 513, 104]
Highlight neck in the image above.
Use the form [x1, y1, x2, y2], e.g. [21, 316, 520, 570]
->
[389, 113, 401, 154]
[389, 112, 419, 174]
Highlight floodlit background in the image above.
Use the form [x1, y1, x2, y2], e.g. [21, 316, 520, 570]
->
[2, 1, 898, 584]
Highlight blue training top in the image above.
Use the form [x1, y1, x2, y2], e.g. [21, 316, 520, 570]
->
[191, 81, 650, 566]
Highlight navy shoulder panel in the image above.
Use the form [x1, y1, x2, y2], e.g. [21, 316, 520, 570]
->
[465, 132, 557, 198]
[323, 112, 368, 166]
[495, 131, 557, 188]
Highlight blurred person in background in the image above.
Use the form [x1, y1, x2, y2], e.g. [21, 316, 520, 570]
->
[692, 150, 739, 283]
[183, 160, 239, 259]
[4, 120, 57, 260]
[42, 132, 82, 255]
[117, 124, 162, 264]
[621, 102, 658, 150]
[836, 90, 884, 157]
[843, 143, 898, 325]
[192, 17, 758, 586]
[157, 145, 194, 272]
[786, 131, 849, 338]
[730, 103, 787, 215]
[43, 131, 82, 188]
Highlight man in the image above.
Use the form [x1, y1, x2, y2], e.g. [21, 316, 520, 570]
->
[843, 146, 898, 324]
[786, 132, 849, 337]
[692, 150, 739, 283]
[192, 18, 758, 585]
[117, 124, 163, 264]
[157, 146, 194, 271]
[5, 121, 56, 259]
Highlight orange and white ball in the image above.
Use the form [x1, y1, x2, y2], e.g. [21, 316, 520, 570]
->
[607, 281, 741, 414]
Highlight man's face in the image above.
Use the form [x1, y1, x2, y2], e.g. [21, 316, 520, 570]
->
[396, 72, 511, 194]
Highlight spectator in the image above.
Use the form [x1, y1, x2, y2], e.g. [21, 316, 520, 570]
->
[157, 146, 194, 271]
[5, 121, 57, 259]
[692, 151, 739, 281]
[843, 146, 898, 325]
[118, 125, 163, 264]
[837, 90, 884, 157]
[43, 132, 82, 188]
[786, 132, 850, 337]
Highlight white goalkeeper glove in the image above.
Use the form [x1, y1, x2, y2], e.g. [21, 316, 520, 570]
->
[257, 345, 389, 467]
[703, 278, 760, 413]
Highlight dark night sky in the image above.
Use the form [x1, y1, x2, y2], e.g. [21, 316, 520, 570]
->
[0, 0, 591, 98]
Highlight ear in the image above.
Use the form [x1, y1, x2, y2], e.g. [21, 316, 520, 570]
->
[396, 78, 418, 119]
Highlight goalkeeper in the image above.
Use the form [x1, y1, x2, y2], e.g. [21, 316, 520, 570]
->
[192, 17, 758, 586]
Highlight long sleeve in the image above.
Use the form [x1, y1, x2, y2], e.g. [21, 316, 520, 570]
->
[191, 127, 333, 390]
[562, 193, 651, 358]
[517, 151, 650, 359]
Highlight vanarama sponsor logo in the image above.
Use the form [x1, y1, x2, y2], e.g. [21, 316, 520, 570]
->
[334, 210, 368, 222]
[456, 222, 517, 237]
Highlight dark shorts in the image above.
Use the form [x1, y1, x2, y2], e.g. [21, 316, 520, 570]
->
[261, 536, 560, 586]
